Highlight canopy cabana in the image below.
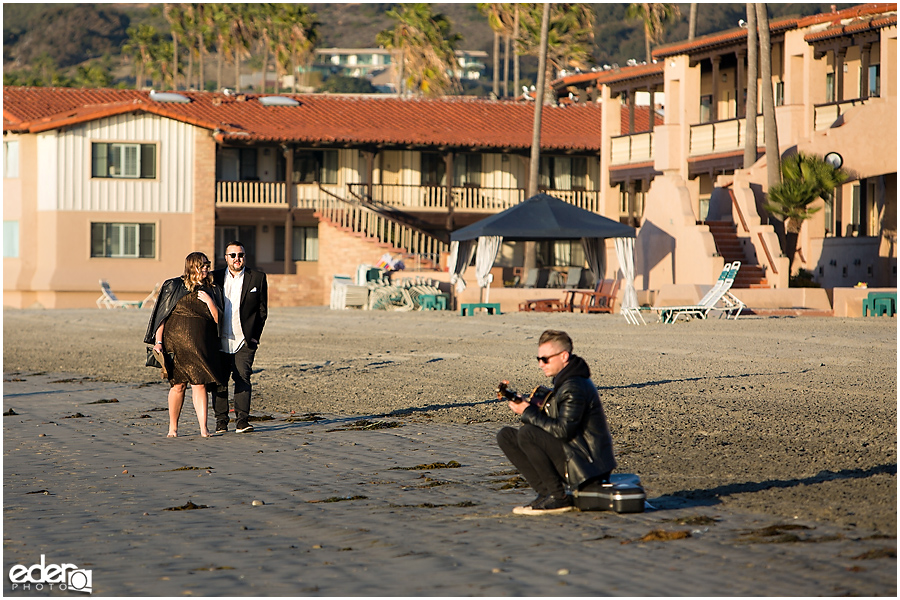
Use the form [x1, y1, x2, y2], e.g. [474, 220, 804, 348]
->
[448, 193, 638, 313]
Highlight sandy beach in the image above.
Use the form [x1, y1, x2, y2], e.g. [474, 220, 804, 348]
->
[3, 307, 897, 595]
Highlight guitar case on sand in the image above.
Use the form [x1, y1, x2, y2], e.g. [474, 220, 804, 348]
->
[572, 473, 646, 513]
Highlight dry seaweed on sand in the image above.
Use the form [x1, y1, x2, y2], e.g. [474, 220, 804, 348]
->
[85, 398, 119, 404]
[851, 548, 896, 560]
[622, 529, 692, 544]
[63, 413, 88, 418]
[166, 466, 213, 471]
[164, 500, 208, 511]
[661, 515, 719, 526]
[326, 419, 402, 432]
[308, 495, 368, 503]
[284, 413, 324, 423]
[390, 460, 461, 471]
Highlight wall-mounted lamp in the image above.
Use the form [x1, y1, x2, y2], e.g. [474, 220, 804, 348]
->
[722, 73, 728, 82]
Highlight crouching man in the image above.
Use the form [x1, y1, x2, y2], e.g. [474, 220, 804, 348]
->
[497, 329, 617, 515]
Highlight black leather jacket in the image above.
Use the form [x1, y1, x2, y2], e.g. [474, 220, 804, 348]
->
[520, 354, 617, 488]
[143, 277, 223, 345]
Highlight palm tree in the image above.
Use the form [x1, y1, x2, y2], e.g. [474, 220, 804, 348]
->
[123, 24, 159, 90]
[161, 4, 185, 89]
[376, 3, 461, 97]
[518, 4, 595, 105]
[224, 4, 254, 93]
[282, 4, 319, 91]
[523, 2, 551, 276]
[479, 4, 518, 98]
[626, 3, 681, 63]
[765, 152, 848, 271]
[477, 4, 502, 97]
[743, 3, 758, 169]
[757, 3, 780, 192]
[688, 3, 698, 39]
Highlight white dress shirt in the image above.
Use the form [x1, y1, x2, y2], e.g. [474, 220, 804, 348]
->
[222, 268, 245, 354]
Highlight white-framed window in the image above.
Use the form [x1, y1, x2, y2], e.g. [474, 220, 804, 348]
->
[90, 222, 155, 258]
[91, 142, 157, 179]
[4, 221, 19, 257]
[4, 140, 19, 178]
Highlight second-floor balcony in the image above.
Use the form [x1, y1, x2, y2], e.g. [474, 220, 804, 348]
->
[813, 97, 874, 131]
[217, 182, 603, 214]
[610, 132, 655, 166]
[689, 115, 766, 157]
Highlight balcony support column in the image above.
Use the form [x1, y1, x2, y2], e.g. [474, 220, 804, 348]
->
[860, 43, 871, 100]
[627, 89, 635, 134]
[736, 50, 746, 118]
[282, 145, 294, 275]
[444, 152, 455, 229]
[835, 47, 846, 102]
[648, 86, 655, 132]
[711, 55, 721, 122]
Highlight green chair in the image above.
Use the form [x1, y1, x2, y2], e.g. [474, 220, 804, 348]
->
[863, 291, 896, 317]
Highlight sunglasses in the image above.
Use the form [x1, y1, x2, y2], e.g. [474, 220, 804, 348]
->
[536, 350, 565, 364]
[226, 253, 245, 259]
[199, 262, 211, 268]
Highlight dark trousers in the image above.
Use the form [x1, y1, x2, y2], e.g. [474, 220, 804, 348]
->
[497, 425, 568, 498]
[215, 344, 256, 427]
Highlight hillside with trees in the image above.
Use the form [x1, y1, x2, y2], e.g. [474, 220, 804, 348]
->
[3, 3, 849, 94]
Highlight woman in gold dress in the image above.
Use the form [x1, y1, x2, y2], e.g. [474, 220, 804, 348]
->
[144, 252, 223, 437]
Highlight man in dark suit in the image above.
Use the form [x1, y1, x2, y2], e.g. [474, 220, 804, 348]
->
[212, 241, 268, 434]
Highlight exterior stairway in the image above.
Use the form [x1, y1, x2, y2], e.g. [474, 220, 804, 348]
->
[315, 189, 447, 271]
[705, 221, 770, 288]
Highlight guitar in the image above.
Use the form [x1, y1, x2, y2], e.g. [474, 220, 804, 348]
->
[496, 380, 552, 410]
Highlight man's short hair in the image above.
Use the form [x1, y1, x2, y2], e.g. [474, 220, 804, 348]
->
[539, 329, 573, 353]
[225, 241, 245, 253]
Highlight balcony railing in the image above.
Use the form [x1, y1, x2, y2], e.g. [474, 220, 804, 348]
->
[349, 183, 525, 212]
[610, 132, 654, 166]
[689, 115, 765, 157]
[217, 181, 601, 214]
[316, 195, 448, 263]
[216, 181, 287, 206]
[813, 97, 871, 131]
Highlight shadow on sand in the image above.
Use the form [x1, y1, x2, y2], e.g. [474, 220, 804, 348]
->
[652, 463, 897, 510]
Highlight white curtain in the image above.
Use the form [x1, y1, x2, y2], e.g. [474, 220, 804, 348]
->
[581, 237, 606, 287]
[475, 235, 503, 302]
[615, 237, 639, 322]
[449, 240, 476, 294]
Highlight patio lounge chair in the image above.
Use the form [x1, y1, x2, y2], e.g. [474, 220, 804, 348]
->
[96, 280, 159, 309]
[650, 262, 742, 324]
[575, 278, 620, 314]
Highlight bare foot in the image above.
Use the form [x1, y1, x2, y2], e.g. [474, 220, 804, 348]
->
[167, 431, 177, 438]
[200, 431, 210, 438]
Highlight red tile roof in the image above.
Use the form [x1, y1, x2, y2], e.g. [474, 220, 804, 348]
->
[795, 3, 896, 28]
[804, 13, 897, 42]
[3, 87, 604, 152]
[652, 15, 800, 59]
[554, 63, 664, 89]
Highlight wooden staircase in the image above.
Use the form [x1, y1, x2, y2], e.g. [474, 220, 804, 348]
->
[705, 221, 770, 288]
[315, 190, 447, 271]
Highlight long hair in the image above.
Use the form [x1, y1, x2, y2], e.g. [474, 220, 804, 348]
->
[181, 252, 213, 291]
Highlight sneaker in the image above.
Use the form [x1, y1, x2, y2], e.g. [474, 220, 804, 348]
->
[512, 494, 547, 514]
[215, 424, 229, 435]
[514, 494, 574, 515]
[235, 423, 254, 433]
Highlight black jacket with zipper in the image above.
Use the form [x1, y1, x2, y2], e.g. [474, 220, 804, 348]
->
[520, 354, 617, 488]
